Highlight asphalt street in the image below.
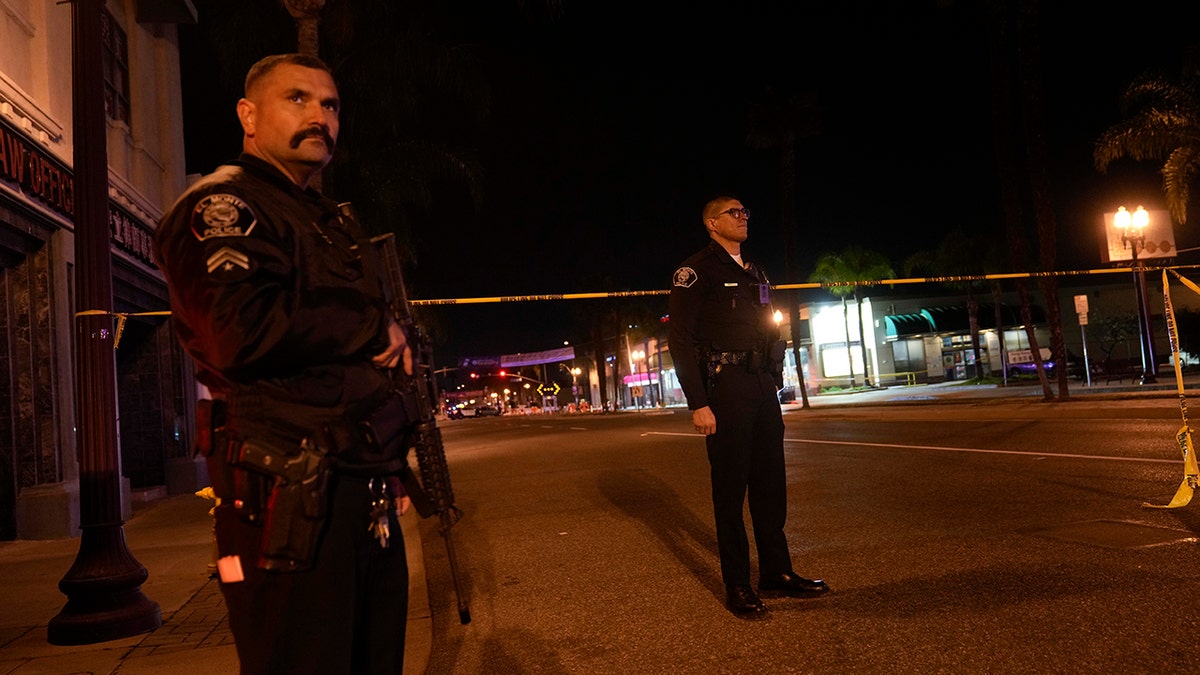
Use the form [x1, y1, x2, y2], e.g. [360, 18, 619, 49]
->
[3, 380, 1199, 674]
[421, 396, 1200, 673]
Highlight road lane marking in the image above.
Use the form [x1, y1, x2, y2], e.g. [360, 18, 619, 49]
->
[641, 432, 1175, 464]
[783, 437, 1177, 463]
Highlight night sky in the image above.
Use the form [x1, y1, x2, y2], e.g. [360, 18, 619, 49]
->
[178, 1, 1200, 365]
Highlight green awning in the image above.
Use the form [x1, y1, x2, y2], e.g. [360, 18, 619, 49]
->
[884, 313, 933, 338]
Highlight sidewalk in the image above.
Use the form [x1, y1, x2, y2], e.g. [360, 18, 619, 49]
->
[0, 371, 1194, 674]
[791, 370, 1200, 409]
[0, 492, 430, 674]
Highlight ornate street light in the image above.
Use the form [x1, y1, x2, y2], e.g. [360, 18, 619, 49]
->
[1113, 205, 1157, 384]
[631, 349, 647, 411]
[558, 362, 583, 406]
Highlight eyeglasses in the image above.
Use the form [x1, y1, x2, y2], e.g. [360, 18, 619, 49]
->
[715, 207, 750, 220]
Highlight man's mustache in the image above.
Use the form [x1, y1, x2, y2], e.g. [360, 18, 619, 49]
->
[289, 127, 335, 150]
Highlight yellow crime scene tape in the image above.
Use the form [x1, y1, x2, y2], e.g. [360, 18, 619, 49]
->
[71, 263, 1200, 507]
[75, 309, 172, 350]
[406, 264, 1200, 305]
[1145, 269, 1200, 509]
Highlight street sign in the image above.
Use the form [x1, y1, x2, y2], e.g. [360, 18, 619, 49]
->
[631, 385, 644, 398]
[1073, 294, 1088, 314]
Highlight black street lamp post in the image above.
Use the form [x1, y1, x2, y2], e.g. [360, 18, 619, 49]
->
[1114, 205, 1157, 385]
[49, 0, 161, 644]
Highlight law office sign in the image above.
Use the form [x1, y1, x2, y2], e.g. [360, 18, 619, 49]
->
[0, 116, 74, 217]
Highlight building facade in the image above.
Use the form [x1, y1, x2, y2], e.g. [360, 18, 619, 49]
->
[657, 274, 1196, 402]
[0, 0, 197, 539]
[791, 275, 1191, 392]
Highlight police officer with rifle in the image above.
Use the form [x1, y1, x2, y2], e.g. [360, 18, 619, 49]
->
[155, 53, 463, 673]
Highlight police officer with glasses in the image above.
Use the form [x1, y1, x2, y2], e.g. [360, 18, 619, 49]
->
[668, 195, 828, 616]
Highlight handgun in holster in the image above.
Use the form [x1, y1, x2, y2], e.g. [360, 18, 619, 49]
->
[232, 437, 331, 572]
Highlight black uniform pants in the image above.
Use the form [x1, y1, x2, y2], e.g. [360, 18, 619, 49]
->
[213, 472, 408, 674]
[705, 366, 791, 587]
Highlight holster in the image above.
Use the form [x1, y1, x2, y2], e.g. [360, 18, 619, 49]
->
[231, 437, 332, 572]
[196, 399, 248, 513]
[224, 389, 420, 572]
[767, 339, 786, 387]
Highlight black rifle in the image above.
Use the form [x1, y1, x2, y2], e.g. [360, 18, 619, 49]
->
[370, 229, 472, 625]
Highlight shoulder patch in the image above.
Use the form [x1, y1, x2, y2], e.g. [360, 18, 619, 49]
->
[191, 194, 257, 240]
[673, 266, 698, 288]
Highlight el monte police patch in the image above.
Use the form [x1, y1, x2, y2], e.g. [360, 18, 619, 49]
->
[673, 266, 697, 288]
[191, 194, 257, 240]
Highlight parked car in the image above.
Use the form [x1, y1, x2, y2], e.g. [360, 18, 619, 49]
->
[1008, 351, 1084, 379]
[445, 406, 465, 420]
[1007, 360, 1057, 378]
[473, 405, 502, 417]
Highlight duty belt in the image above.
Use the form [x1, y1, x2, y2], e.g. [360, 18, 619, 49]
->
[712, 350, 753, 366]
[712, 350, 771, 372]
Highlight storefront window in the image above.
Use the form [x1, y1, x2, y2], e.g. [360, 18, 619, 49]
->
[820, 343, 865, 378]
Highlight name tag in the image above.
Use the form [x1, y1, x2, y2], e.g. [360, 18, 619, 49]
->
[724, 283, 737, 287]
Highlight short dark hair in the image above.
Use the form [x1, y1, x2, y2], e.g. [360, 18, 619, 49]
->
[702, 195, 739, 224]
[244, 54, 333, 97]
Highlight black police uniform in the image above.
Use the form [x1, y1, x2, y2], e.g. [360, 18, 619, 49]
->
[154, 154, 407, 674]
[668, 239, 792, 588]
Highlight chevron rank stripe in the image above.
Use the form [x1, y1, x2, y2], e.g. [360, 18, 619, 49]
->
[206, 246, 250, 274]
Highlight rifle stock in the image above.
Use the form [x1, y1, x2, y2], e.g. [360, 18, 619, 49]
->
[370, 230, 472, 625]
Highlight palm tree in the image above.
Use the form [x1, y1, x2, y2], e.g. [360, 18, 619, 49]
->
[1013, 0, 1071, 401]
[1094, 47, 1200, 226]
[1093, 52, 1200, 388]
[810, 247, 894, 388]
[984, 0, 1054, 401]
[746, 88, 822, 406]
